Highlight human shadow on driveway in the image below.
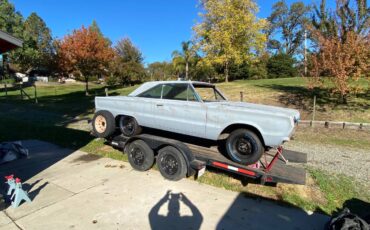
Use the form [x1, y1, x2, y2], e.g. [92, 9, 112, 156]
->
[149, 190, 330, 230]
[149, 190, 203, 230]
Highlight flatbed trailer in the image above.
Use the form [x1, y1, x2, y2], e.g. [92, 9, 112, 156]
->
[106, 133, 307, 185]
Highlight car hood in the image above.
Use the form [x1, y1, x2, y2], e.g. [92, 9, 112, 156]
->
[219, 101, 300, 120]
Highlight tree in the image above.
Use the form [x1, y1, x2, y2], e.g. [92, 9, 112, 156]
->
[171, 41, 197, 79]
[109, 38, 146, 85]
[308, 0, 369, 102]
[147, 62, 175, 81]
[267, 53, 297, 78]
[115, 38, 144, 63]
[311, 0, 338, 39]
[193, 0, 267, 82]
[0, 0, 23, 38]
[57, 25, 114, 95]
[312, 0, 369, 41]
[12, 13, 54, 73]
[0, 0, 23, 77]
[90, 20, 112, 45]
[267, 1, 311, 56]
[309, 32, 369, 103]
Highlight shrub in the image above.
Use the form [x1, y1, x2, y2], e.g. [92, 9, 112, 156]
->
[267, 53, 297, 78]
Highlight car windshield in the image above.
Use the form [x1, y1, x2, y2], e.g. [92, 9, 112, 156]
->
[193, 84, 226, 102]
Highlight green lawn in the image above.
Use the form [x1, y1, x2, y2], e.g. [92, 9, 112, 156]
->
[217, 77, 370, 123]
[0, 78, 369, 214]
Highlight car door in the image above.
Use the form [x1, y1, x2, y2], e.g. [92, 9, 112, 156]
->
[153, 83, 207, 138]
[134, 83, 163, 129]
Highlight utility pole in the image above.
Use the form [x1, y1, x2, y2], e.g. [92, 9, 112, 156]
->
[304, 30, 307, 76]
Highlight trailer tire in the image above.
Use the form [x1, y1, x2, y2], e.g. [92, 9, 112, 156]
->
[92, 110, 116, 138]
[157, 146, 187, 181]
[226, 129, 263, 165]
[127, 140, 154, 171]
[119, 116, 142, 137]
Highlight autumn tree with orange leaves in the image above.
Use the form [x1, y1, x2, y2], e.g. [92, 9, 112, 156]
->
[309, 32, 369, 103]
[57, 26, 114, 95]
[309, 0, 370, 103]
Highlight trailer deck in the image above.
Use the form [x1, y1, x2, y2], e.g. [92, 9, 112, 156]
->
[106, 132, 307, 185]
[188, 143, 306, 185]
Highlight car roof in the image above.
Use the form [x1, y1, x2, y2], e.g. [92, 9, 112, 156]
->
[148, 80, 214, 86]
[128, 80, 214, 96]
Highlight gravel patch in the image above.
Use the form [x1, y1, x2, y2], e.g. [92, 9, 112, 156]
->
[285, 141, 370, 186]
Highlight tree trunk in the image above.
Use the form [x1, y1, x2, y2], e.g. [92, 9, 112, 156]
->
[225, 61, 229, 83]
[185, 61, 189, 80]
[85, 76, 89, 96]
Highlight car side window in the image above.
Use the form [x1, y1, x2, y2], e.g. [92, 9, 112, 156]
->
[187, 86, 198, 101]
[137, 84, 163, 98]
[162, 84, 188, 101]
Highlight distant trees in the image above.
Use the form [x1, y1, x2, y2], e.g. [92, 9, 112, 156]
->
[171, 41, 197, 80]
[267, 53, 297, 78]
[0, 0, 23, 38]
[268, 1, 310, 56]
[308, 0, 370, 103]
[14, 13, 54, 73]
[57, 25, 114, 95]
[193, 0, 267, 82]
[1, 0, 368, 93]
[0, 1, 55, 74]
[108, 38, 146, 85]
[147, 62, 175, 81]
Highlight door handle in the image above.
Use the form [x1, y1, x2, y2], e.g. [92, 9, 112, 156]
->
[156, 104, 164, 107]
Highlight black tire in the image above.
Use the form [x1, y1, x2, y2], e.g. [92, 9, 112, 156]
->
[119, 116, 142, 137]
[92, 110, 116, 138]
[157, 146, 187, 181]
[225, 129, 264, 165]
[127, 140, 154, 171]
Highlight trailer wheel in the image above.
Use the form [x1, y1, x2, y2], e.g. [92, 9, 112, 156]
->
[226, 129, 263, 165]
[92, 110, 116, 138]
[157, 146, 187, 181]
[119, 116, 142, 137]
[127, 140, 154, 171]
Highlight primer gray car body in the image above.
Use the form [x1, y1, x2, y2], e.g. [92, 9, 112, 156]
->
[95, 81, 300, 147]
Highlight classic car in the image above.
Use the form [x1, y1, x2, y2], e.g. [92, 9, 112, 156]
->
[92, 81, 300, 165]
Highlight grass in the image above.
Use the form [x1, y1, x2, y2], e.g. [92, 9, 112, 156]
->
[293, 127, 370, 150]
[308, 168, 370, 215]
[217, 77, 370, 123]
[0, 78, 369, 214]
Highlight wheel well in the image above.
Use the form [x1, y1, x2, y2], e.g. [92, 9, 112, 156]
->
[115, 114, 131, 126]
[220, 124, 266, 147]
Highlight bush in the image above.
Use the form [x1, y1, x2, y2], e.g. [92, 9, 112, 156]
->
[267, 53, 298, 78]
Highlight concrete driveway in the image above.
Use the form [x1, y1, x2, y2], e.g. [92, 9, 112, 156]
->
[0, 140, 329, 230]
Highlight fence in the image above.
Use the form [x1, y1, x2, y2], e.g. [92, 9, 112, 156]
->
[298, 120, 370, 131]
[238, 91, 369, 131]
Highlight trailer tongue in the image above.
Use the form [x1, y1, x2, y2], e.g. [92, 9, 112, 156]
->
[106, 133, 306, 185]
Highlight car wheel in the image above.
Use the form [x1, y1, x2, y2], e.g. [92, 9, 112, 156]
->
[225, 129, 264, 165]
[157, 146, 187, 181]
[127, 140, 154, 171]
[92, 110, 116, 138]
[119, 116, 142, 137]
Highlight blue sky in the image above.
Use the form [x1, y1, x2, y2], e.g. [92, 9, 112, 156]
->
[11, 0, 324, 64]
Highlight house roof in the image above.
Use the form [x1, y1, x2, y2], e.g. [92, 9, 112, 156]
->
[0, 30, 23, 54]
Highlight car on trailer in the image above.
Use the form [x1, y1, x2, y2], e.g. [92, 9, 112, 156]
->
[92, 80, 300, 165]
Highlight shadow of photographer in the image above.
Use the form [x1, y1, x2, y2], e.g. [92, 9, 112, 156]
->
[149, 190, 203, 230]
